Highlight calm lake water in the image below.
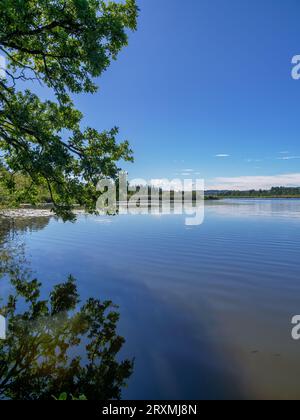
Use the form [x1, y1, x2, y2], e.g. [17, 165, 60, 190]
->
[2, 199, 300, 400]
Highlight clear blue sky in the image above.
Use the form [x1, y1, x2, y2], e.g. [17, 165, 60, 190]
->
[75, 0, 300, 189]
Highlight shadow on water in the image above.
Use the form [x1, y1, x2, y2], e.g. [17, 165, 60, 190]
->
[0, 216, 133, 400]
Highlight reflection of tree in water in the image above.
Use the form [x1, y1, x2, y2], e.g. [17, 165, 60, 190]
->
[0, 216, 47, 281]
[0, 217, 133, 400]
[0, 216, 51, 239]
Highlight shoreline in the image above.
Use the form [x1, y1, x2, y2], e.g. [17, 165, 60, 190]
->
[0, 208, 86, 219]
[1, 197, 300, 219]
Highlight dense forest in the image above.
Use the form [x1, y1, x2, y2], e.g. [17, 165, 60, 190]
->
[207, 187, 300, 198]
[0, 168, 52, 207]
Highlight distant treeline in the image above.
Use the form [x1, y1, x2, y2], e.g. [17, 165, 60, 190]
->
[206, 187, 300, 198]
[127, 187, 211, 200]
[130, 186, 300, 200]
[3, 170, 299, 208]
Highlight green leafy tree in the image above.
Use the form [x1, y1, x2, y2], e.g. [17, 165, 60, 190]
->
[0, 0, 138, 220]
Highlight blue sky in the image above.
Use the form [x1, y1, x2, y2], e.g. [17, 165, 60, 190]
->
[48, 1, 300, 188]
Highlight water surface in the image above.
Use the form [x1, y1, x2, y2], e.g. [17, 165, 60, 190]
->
[1, 199, 300, 400]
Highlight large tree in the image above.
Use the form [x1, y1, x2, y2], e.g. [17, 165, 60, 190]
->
[0, 0, 138, 220]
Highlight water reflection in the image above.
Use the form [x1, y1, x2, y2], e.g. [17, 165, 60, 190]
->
[99, 198, 300, 222]
[206, 199, 300, 220]
[2, 200, 300, 399]
[118, 201, 204, 226]
[0, 217, 133, 400]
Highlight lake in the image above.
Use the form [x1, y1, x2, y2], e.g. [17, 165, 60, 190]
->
[1, 199, 300, 400]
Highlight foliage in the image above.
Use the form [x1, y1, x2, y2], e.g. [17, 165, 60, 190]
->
[0, 166, 51, 206]
[0, 270, 134, 400]
[207, 187, 300, 198]
[54, 392, 87, 400]
[0, 0, 138, 220]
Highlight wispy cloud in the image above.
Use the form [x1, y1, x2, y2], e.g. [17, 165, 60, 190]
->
[278, 156, 300, 160]
[208, 173, 300, 190]
[246, 158, 263, 163]
[215, 154, 230, 158]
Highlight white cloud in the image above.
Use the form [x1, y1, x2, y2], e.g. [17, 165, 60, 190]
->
[278, 156, 300, 160]
[215, 154, 230, 158]
[208, 173, 300, 190]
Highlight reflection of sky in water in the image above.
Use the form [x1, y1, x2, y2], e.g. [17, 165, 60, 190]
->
[1, 199, 300, 399]
[206, 199, 300, 220]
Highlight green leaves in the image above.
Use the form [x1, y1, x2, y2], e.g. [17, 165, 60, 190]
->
[0, 0, 138, 97]
[54, 392, 87, 400]
[0, 0, 138, 220]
